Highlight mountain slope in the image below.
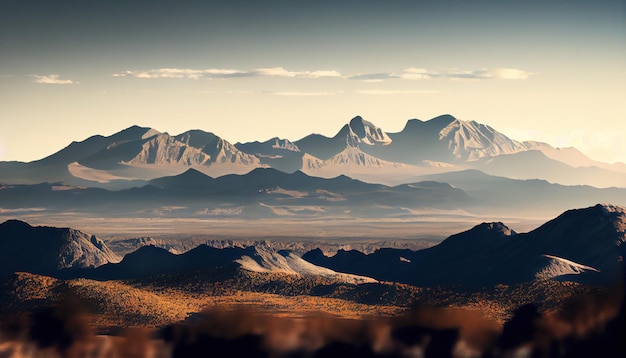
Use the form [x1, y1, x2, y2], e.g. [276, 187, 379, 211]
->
[408, 169, 626, 216]
[0, 125, 158, 185]
[294, 116, 392, 160]
[465, 150, 626, 188]
[0, 220, 120, 275]
[71, 244, 374, 284]
[235, 137, 303, 172]
[304, 204, 626, 287]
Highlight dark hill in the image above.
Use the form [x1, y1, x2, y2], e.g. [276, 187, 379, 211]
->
[0, 220, 120, 276]
[304, 204, 626, 287]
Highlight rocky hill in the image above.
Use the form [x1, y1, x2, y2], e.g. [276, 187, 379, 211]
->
[0, 220, 120, 276]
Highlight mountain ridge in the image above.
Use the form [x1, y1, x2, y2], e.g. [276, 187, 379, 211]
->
[1, 115, 625, 190]
[303, 204, 626, 287]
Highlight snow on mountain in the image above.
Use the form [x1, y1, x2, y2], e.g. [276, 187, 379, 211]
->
[300, 147, 426, 185]
[303, 204, 626, 287]
[235, 137, 302, 172]
[301, 153, 325, 170]
[324, 146, 404, 167]
[269, 138, 300, 152]
[174, 130, 262, 166]
[439, 119, 528, 161]
[119, 129, 261, 167]
[347, 116, 392, 146]
[123, 133, 211, 166]
[3, 115, 625, 189]
[0, 220, 121, 275]
[235, 247, 376, 284]
[535, 254, 600, 281]
[300, 146, 409, 174]
[141, 128, 161, 140]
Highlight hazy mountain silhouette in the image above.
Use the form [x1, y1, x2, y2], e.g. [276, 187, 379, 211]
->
[409, 169, 626, 215]
[235, 137, 303, 172]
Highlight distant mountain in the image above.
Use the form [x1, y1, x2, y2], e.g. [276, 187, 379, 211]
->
[148, 168, 216, 191]
[0, 125, 157, 185]
[408, 169, 626, 216]
[0, 168, 474, 219]
[1, 114, 625, 190]
[0, 220, 120, 276]
[304, 204, 626, 287]
[85, 129, 264, 178]
[235, 137, 302, 172]
[0, 126, 264, 188]
[464, 150, 626, 188]
[300, 146, 417, 180]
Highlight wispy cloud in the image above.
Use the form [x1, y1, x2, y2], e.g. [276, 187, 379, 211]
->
[113, 67, 531, 82]
[424, 68, 532, 80]
[31, 74, 78, 85]
[356, 89, 442, 95]
[347, 73, 398, 82]
[254, 68, 341, 78]
[113, 67, 341, 80]
[267, 91, 338, 96]
[350, 68, 532, 81]
[112, 68, 247, 79]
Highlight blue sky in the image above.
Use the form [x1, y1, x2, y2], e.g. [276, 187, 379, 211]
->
[1, 0, 625, 163]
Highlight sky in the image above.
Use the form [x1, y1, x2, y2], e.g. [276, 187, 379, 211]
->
[1, 0, 625, 163]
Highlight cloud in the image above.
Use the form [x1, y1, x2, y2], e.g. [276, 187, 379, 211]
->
[438, 68, 532, 80]
[356, 89, 442, 95]
[399, 68, 431, 80]
[113, 67, 531, 83]
[267, 91, 338, 96]
[347, 73, 399, 81]
[113, 67, 341, 80]
[350, 68, 532, 82]
[254, 67, 342, 78]
[31, 74, 78, 85]
[112, 68, 247, 79]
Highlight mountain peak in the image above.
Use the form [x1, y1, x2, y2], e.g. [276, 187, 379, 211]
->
[470, 222, 516, 236]
[0, 220, 33, 233]
[345, 116, 392, 146]
[426, 114, 457, 128]
[0, 221, 120, 275]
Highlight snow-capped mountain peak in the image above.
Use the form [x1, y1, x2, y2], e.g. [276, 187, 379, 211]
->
[439, 119, 527, 160]
[348, 116, 392, 146]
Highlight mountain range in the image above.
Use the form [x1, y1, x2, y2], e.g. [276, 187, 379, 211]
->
[2, 114, 625, 190]
[2, 204, 624, 289]
[303, 204, 626, 287]
[1, 166, 625, 219]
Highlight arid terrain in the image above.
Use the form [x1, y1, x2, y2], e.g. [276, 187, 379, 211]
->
[1, 204, 625, 357]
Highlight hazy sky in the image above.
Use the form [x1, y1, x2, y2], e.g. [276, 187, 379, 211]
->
[1, 0, 625, 163]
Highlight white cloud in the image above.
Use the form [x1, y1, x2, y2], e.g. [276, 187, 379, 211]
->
[268, 91, 338, 96]
[113, 67, 341, 80]
[356, 89, 442, 95]
[489, 68, 532, 80]
[112, 68, 246, 79]
[254, 67, 341, 78]
[347, 73, 398, 81]
[430, 68, 532, 80]
[113, 66, 531, 82]
[31, 74, 78, 85]
[354, 68, 532, 81]
[399, 68, 431, 80]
